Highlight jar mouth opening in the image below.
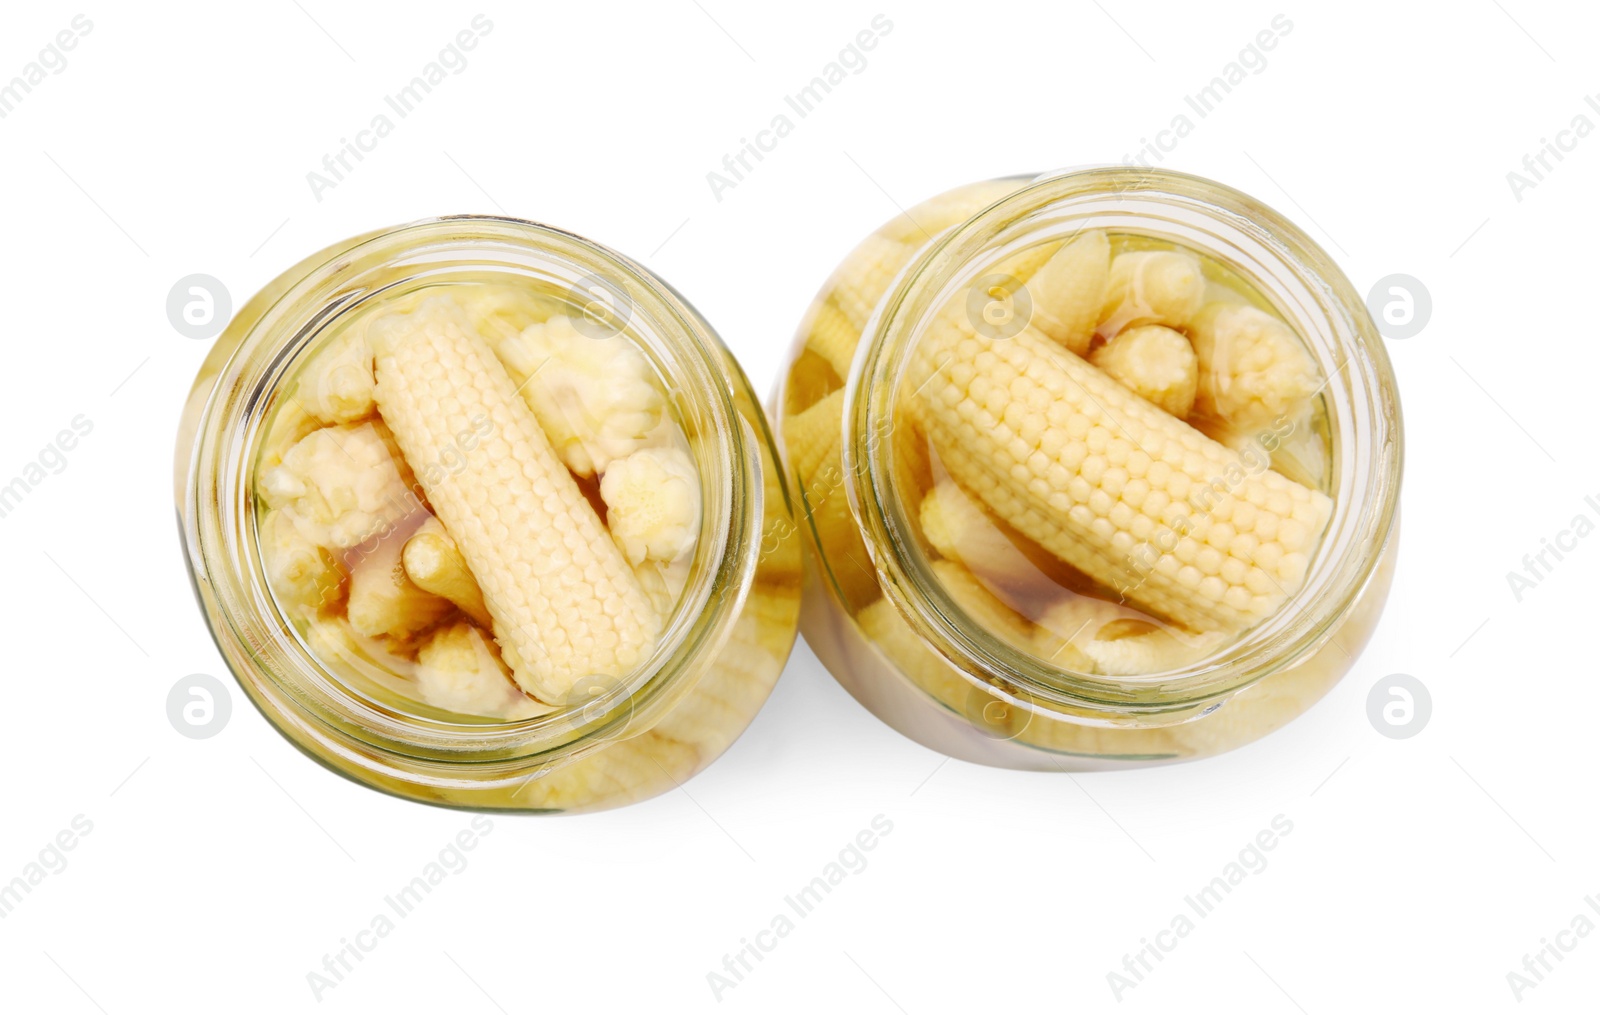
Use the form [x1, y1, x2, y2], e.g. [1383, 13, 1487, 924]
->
[846, 168, 1402, 717]
[186, 216, 760, 760]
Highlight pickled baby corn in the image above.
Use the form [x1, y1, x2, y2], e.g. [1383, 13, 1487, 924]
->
[402, 517, 492, 628]
[1187, 301, 1319, 434]
[1099, 249, 1206, 335]
[369, 295, 660, 704]
[909, 313, 1331, 634]
[1089, 324, 1198, 418]
[346, 521, 454, 639]
[1026, 229, 1110, 356]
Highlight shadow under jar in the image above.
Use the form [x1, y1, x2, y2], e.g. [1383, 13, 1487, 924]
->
[774, 169, 1401, 769]
[177, 217, 800, 812]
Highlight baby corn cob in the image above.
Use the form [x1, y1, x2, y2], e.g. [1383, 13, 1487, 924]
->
[929, 559, 1039, 654]
[802, 298, 860, 378]
[1089, 324, 1198, 418]
[1099, 249, 1206, 335]
[1025, 229, 1110, 356]
[345, 524, 455, 639]
[831, 233, 918, 331]
[403, 517, 493, 628]
[909, 313, 1332, 634]
[920, 479, 1084, 608]
[1187, 301, 1319, 433]
[370, 295, 660, 704]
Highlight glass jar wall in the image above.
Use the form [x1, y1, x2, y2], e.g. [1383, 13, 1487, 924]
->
[177, 217, 800, 812]
[774, 169, 1400, 769]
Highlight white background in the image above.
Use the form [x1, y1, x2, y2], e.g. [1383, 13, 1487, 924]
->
[1, 1, 1595, 1010]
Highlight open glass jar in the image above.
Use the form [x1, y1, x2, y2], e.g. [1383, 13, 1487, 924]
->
[177, 217, 800, 812]
[774, 169, 1400, 769]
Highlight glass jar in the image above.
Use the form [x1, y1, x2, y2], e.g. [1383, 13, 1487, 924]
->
[774, 169, 1401, 769]
[177, 216, 800, 812]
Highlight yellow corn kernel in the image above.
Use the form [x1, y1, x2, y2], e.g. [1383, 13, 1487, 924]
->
[910, 313, 1333, 635]
[402, 517, 492, 628]
[1099, 250, 1206, 335]
[1025, 229, 1110, 356]
[1089, 324, 1199, 418]
[1187, 301, 1319, 433]
[370, 295, 659, 703]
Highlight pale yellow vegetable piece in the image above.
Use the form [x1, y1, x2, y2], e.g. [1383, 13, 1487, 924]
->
[456, 283, 555, 346]
[494, 315, 666, 477]
[259, 420, 421, 552]
[929, 560, 1037, 655]
[346, 524, 455, 639]
[831, 233, 918, 331]
[1099, 250, 1206, 335]
[802, 298, 859, 378]
[1025, 229, 1110, 356]
[369, 294, 660, 703]
[809, 182, 1030, 375]
[414, 622, 554, 720]
[1031, 595, 1134, 672]
[1078, 619, 1223, 676]
[781, 391, 931, 607]
[295, 328, 375, 425]
[1089, 324, 1198, 418]
[909, 312, 1333, 634]
[878, 178, 1025, 244]
[402, 517, 492, 628]
[1187, 301, 1319, 434]
[632, 556, 691, 619]
[1033, 597, 1224, 675]
[920, 479, 1077, 608]
[260, 509, 342, 615]
[600, 446, 701, 566]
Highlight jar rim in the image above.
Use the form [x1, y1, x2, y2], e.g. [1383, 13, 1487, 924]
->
[178, 215, 762, 766]
[844, 168, 1403, 719]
